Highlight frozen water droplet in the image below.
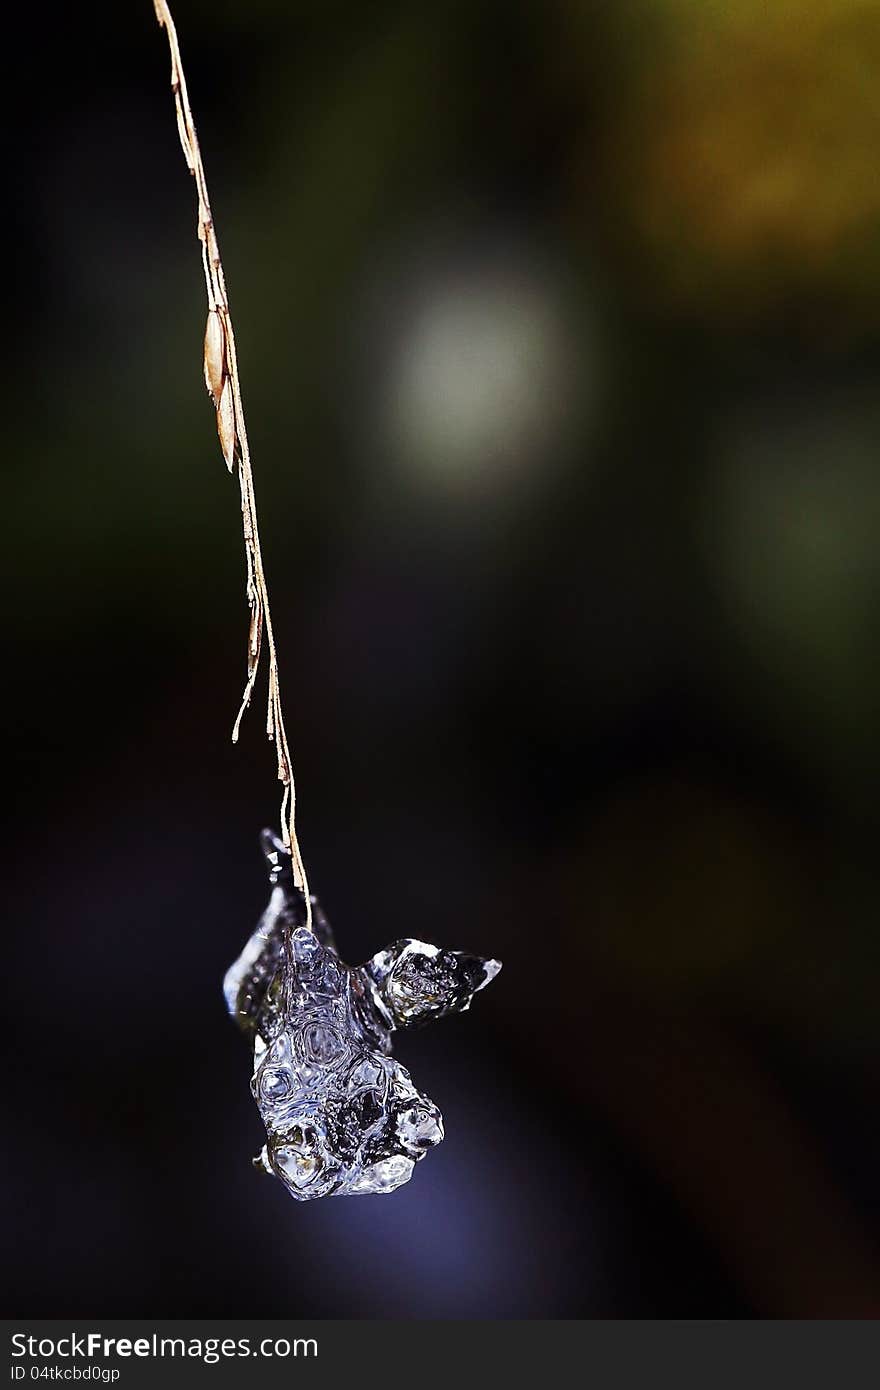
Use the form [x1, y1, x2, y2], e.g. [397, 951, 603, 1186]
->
[260, 1066, 292, 1103]
[351, 1155, 415, 1194]
[303, 1023, 344, 1065]
[349, 1058, 383, 1090]
[298, 1061, 327, 1090]
[275, 1146, 322, 1189]
[292, 928, 321, 970]
[397, 1104, 444, 1153]
[229, 834, 502, 1200]
[268, 1033, 293, 1066]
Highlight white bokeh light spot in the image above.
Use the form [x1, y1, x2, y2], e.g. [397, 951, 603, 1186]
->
[383, 257, 586, 496]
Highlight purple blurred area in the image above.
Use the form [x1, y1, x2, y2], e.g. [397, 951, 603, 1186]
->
[3, 0, 880, 1317]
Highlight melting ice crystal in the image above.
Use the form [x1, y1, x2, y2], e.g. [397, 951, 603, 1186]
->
[223, 831, 501, 1200]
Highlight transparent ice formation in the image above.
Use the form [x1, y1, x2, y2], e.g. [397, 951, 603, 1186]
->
[223, 831, 502, 1200]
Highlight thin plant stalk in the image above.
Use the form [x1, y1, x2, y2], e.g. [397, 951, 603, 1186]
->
[153, 0, 311, 925]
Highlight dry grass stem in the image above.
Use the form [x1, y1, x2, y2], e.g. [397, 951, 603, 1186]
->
[153, 0, 310, 920]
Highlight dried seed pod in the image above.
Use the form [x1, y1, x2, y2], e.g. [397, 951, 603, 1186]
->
[217, 377, 236, 471]
[204, 309, 226, 404]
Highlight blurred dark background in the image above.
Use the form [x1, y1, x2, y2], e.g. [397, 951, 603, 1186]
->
[3, 0, 880, 1318]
